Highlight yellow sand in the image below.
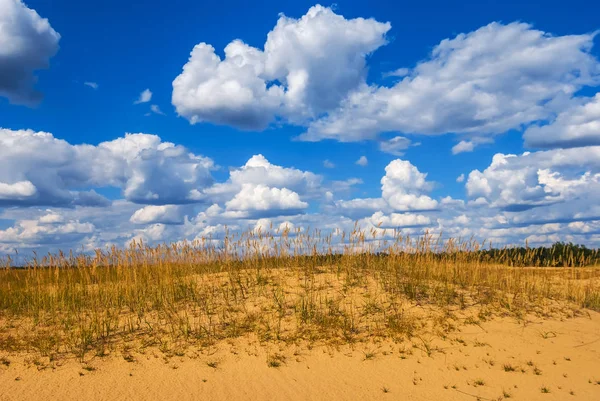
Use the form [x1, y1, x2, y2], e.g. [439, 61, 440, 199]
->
[1, 312, 599, 401]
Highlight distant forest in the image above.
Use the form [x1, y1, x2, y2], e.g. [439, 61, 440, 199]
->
[475, 242, 600, 267]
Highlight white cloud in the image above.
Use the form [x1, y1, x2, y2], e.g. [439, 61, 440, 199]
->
[379, 136, 411, 156]
[452, 140, 475, 154]
[0, 128, 215, 206]
[150, 104, 165, 115]
[381, 159, 438, 211]
[382, 68, 409, 78]
[330, 197, 389, 219]
[172, 8, 600, 154]
[96, 133, 215, 204]
[355, 156, 368, 166]
[172, 5, 390, 129]
[466, 147, 600, 210]
[130, 205, 185, 225]
[0, 0, 60, 105]
[327, 159, 440, 218]
[368, 211, 431, 228]
[452, 137, 495, 154]
[524, 93, 600, 148]
[456, 174, 465, 183]
[300, 22, 600, 142]
[205, 154, 322, 202]
[323, 160, 335, 168]
[0, 180, 37, 200]
[134, 89, 152, 104]
[0, 216, 94, 246]
[38, 212, 64, 224]
[84, 82, 98, 90]
[225, 184, 308, 218]
[3, 130, 600, 255]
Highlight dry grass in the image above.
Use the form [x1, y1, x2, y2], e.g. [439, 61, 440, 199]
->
[0, 228, 599, 363]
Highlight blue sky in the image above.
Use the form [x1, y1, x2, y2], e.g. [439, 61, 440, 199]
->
[1, 0, 600, 255]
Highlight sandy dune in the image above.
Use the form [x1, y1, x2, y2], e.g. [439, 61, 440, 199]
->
[1, 312, 600, 401]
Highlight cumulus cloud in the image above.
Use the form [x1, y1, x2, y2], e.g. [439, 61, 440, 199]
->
[130, 205, 185, 225]
[225, 184, 308, 218]
[300, 22, 600, 142]
[172, 6, 600, 155]
[134, 89, 152, 104]
[0, 128, 215, 206]
[466, 147, 600, 211]
[523, 93, 600, 148]
[0, 180, 37, 200]
[355, 156, 368, 166]
[0, 215, 94, 246]
[327, 158, 439, 219]
[381, 159, 438, 211]
[0, 0, 60, 105]
[206, 154, 322, 202]
[172, 5, 390, 129]
[368, 211, 431, 228]
[3, 129, 600, 255]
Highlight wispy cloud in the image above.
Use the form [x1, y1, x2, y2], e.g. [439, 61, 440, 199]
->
[134, 89, 152, 104]
[150, 104, 165, 115]
[382, 67, 410, 78]
[84, 82, 98, 90]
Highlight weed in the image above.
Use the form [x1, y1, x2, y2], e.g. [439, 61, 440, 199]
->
[503, 364, 516, 372]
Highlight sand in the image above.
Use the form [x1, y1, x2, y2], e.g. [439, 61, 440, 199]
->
[1, 312, 600, 401]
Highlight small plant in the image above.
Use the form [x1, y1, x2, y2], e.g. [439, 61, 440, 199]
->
[267, 353, 286, 368]
[474, 379, 485, 387]
[382, 386, 390, 393]
[540, 331, 557, 339]
[363, 351, 376, 361]
[206, 361, 219, 369]
[534, 367, 542, 375]
[540, 386, 550, 394]
[503, 364, 516, 372]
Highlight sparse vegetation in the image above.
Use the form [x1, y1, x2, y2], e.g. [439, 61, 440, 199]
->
[267, 353, 286, 368]
[0, 229, 598, 362]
